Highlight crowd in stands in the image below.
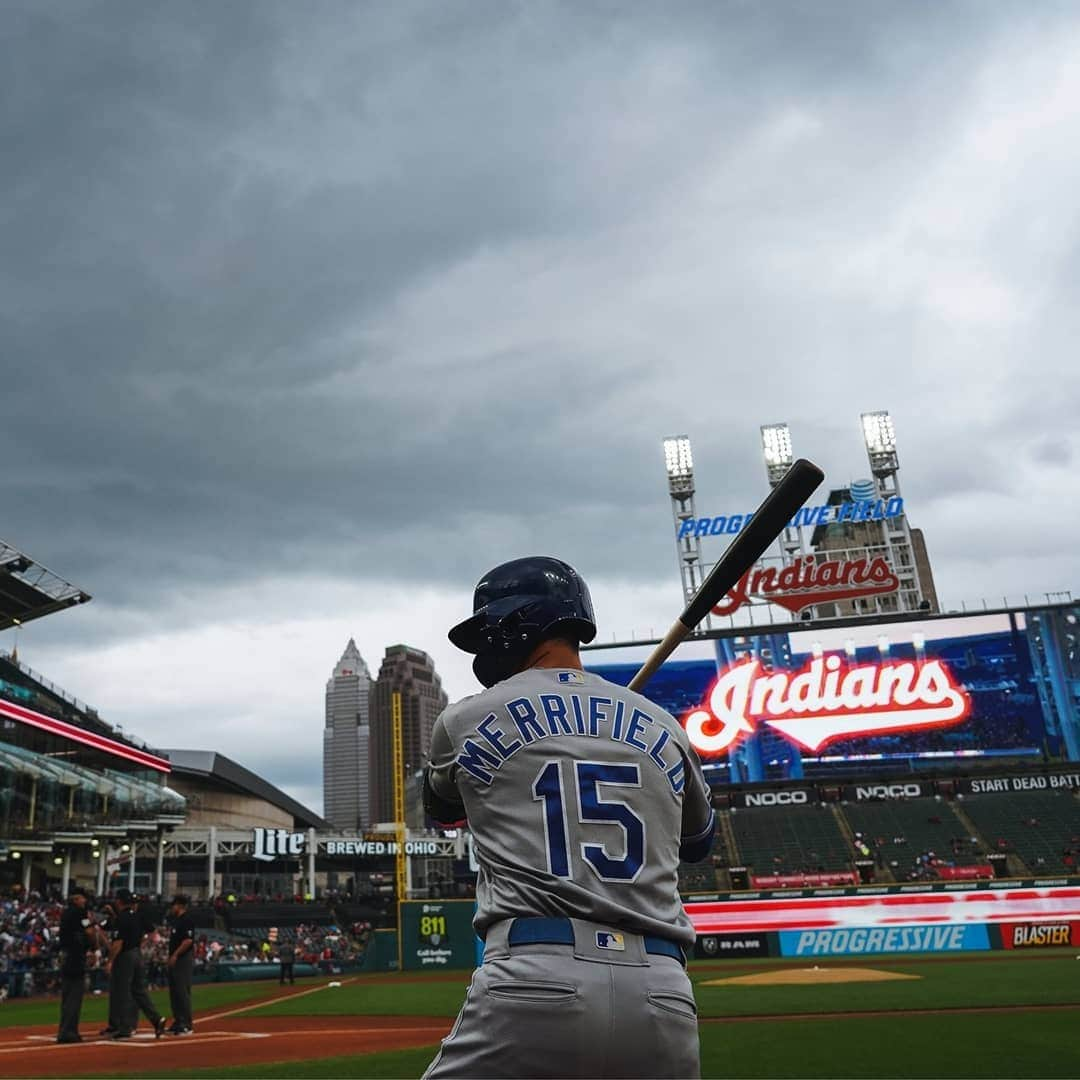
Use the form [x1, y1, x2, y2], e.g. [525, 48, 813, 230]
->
[0, 887, 375, 999]
[851, 824, 989, 882]
[0, 893, 68, 998]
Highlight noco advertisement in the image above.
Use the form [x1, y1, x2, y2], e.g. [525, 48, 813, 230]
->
[588, 609, 1079, 778]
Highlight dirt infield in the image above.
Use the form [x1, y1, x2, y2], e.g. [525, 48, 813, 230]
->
[0, 989, 452, 1079]
[703, 966, 922, 986]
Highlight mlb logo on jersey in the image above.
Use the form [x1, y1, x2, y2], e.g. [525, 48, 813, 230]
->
[558, 671, 585, 684]
[596, 931, 625, 952]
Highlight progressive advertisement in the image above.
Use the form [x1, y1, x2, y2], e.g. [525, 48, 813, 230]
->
[685, 887, 1080, 958]
[778, 924, 990, 957]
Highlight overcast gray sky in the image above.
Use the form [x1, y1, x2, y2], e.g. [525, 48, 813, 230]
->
[3, 1, 1079, 813]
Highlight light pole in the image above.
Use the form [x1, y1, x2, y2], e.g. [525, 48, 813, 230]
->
[860, 411, 922, 612]
[760, 423, 805, 562]
[663, 436, 705, 615]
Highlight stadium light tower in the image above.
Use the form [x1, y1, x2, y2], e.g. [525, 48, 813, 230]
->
[760, 422, 806, 561]
[663, 435, 705, 609]
[861, 411, 898, 477]
[761, 423, 793, 487]
[859, 410, 924, 612]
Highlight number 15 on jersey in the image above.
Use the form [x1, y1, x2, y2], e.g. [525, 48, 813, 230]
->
[531, 760, 646, 883]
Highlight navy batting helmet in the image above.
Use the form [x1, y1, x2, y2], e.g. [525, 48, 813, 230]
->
[449, 556, 597, 688]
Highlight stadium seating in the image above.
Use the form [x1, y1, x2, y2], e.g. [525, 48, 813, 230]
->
[677, 857, 718, 894]
[840, 797, 986, 880]
[727, 804, 851, 875]
[226, 902, 335, 929]
[958, 789, 1080, 874]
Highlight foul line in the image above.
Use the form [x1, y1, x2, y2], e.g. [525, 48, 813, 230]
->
[0, 978, 362, 1056]
[198, 977, 362, 1024]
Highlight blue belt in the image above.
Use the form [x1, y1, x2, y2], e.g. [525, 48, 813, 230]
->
[508, 917, 685, 965]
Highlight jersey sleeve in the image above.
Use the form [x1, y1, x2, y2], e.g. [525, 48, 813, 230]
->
[679, 744, 716, 863]
[424, 709, 467, 824]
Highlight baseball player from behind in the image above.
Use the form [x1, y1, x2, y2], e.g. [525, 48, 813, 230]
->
[422, 556, 715, 1079]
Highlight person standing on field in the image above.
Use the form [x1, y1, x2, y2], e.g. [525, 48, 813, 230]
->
[56, 887, 99, 1043]
[105, 889, 166, 1039]
[166, 894, 195, 1035]
[279, 940, 296, 985]
[422, 557, 714, 1079]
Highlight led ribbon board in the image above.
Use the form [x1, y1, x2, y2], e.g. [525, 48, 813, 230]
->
[0, 698, 171, 773]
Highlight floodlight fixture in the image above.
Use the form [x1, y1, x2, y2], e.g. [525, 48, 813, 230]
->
[861, 411, 899, 476]
[663, 435, 693, 480]
[663, 435, 694, 496]
[761, 423, 793, 486]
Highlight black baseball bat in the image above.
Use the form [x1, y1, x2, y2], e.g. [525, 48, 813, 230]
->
[628, 458, 825, 692]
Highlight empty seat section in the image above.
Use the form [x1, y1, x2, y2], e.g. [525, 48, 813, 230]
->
[727, 804, 850, 877]
[960, 789, 1080, 874]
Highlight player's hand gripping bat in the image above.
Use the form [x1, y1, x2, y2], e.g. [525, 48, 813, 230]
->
[628, 458, 825, 693]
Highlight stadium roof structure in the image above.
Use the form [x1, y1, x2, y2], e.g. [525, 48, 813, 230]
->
[163, 748, 329, 830]
[0, 538, 91, 631]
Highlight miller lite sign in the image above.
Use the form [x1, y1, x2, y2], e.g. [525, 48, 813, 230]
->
[252, 827, 306, 862]
[712, 556, 900, 617]
[684, 654, 971, 755]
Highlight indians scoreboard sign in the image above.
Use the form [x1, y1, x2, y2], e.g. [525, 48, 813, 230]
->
[712, 556, 900, 617]
[684, 654, 971, 754]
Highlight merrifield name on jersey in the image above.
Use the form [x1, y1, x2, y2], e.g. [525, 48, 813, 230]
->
[455, 692, 686, 794]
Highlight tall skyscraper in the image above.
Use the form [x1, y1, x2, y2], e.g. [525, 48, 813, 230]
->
[322, 638, 371, 830]
[368, 645, 448, 827]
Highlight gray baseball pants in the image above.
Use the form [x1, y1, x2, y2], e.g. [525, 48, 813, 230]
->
[423, 919, 700, 1080]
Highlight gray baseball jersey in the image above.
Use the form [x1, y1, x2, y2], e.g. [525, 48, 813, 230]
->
[426, 666, 714, 947]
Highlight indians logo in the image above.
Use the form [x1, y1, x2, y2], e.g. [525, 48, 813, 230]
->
[712, 556, 900, 617]
[684, 655, 970, 754]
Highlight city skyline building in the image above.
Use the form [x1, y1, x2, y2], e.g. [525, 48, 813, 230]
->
[368, 645, 448, 827]
[322, 638, 371, 831]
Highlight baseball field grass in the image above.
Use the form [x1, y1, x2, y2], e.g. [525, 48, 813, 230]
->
[3, 951, 1079, 1077]
[0, 978, 310, 1029]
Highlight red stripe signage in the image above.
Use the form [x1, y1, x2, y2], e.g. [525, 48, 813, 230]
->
[686, 887, 1080, 934]
[0, 698, 170, 773]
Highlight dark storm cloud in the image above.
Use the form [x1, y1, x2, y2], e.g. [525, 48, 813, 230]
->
[2, 0, 1078, 618]
[7, 0, 1080, 806]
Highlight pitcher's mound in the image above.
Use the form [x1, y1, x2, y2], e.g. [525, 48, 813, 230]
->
[703, 967, 922, 987]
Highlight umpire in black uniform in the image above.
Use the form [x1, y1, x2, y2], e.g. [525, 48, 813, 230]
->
[57, 887, 98, 1043]
[106, 889, 166, 1039]
[166, 894, 196, 1034]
